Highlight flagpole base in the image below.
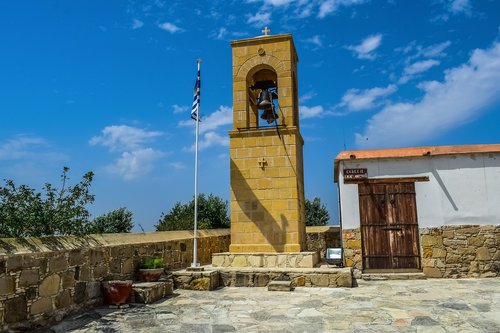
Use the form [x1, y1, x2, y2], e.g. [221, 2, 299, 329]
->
[186, 264, 204, 272]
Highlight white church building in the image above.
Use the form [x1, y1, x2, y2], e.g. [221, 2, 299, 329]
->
[334, 144, 500, 278]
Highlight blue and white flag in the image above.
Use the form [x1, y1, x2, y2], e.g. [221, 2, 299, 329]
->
[191, 68, 200, 121]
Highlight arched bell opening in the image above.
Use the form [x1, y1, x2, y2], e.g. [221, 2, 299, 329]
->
[246, 67, 280, 128]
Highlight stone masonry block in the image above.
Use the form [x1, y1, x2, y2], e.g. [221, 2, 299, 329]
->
[39, 274, 61, 297]
[86, 281, 102, 299]
[69, 250, 85, 266]
[309, 274, 329, 287]
[476, 247, 491, 261]
[4, 296, 27, 323]
[55, 290, 73, 309]
[133, 282, 169, 304]
[423, 267, 443, 278]
[268, 281, 292, 291]
[422, 247, 433, 258]
[0, 276, 15, 295]
[6, 256, 22, 272]
[19, 269, 39, 287]
[49, 254, 68, 273]
[336, 273, 353, 288]
[247, 255, 263, 267]
[31, 297, 53, 315]
[61, 270, 76, 289]
[231, 255, 249, 267]
[432, 248, 447, 258]
[421, 235, 443, 247]
[212, 255, 225, 267]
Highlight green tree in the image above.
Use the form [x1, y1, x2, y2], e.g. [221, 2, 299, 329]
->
[89, 207, 134, 234]
[0, 167, 95, 237]
[305, 197, 330, 226]
[156, 194, 230, 231]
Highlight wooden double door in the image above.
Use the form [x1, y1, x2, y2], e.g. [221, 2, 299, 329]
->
[358, 181, 421, 271]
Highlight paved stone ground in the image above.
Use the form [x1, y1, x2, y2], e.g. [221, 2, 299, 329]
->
[51, 278, 500, 333]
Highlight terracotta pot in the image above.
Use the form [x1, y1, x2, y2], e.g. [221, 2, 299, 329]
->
[101, 280, 133, 305]
[138, 268, 164, 282]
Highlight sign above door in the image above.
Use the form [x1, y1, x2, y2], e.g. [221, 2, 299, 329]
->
[343, 168, 368, 181]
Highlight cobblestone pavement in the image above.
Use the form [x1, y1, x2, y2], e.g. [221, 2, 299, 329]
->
[52, 278, 500, 333]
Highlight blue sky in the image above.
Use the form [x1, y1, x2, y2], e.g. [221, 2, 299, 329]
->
[1, 0, 499, 232]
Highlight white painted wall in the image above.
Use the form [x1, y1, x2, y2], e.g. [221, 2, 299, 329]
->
[338, 153, 500, 229]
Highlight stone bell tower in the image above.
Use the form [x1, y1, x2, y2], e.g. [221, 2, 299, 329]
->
[229, 31, 306, 253]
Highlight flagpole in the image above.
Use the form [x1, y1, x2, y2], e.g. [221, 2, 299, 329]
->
[192, 58, 201, 268]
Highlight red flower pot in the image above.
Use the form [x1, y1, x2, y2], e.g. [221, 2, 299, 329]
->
[101, 280, 133, 305]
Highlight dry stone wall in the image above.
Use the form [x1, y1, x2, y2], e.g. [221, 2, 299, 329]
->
[305, 226, 341, 259]
[0, 230, 230, 331]
[0, 227, 337, 330]
[421, 225, 499, 278]
[342, 228, 362, 279]
[343, 225, 499, 279]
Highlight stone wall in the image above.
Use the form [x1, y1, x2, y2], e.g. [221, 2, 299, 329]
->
[421, 225, 499, 278]
[342, 228, 362, 278]
[0, 226, 338, 330]
[0, 230, 230, 331]
[305, 226, 341, 259]
[342, 225, 499, 279]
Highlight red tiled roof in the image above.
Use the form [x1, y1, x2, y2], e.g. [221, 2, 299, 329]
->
[334, 144, 500, 182]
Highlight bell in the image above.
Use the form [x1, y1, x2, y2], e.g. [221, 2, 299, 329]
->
[256, 89, 273, 110]
[261, 109, 278, 124]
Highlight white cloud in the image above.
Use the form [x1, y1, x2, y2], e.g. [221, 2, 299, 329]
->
[318, 0, 337, 18]
[317, 0, 367, 18]
[0, 135, 47, 160]
[0, 135, 66, 164]
[199, 132, 229, 150]
[132, 19, 144, 30]
[179, 106, 232, 151]
[299, 91, 317, 103]
[449, 0, 471, 15]
[186, 131, 229, 152]
[433, 0, 472, 21]
[355, 42, 500, 148]
[179, 105, 232, 134]
[420, 41, 451, 58]
[399, 59, 440, 83]
[90, 125, 163, 151]
[340, 84, 397, 111]
[404, 59, 440, 75]
[247, 12, 272, 27]
[172, 104, 189, 114]
[90, 125, 165, 180]
[296, 5, 313, 18]
[347, 34, 382, 60]
[305, 35, 323, 48]
[158, 22, 183, 33]
[401, 41, 451, 61]
[264, 0, 292, 6]
[215, 27, 227, 40]
[168, 162, 186, 171]
[300, 105, 324, 119]
[106, 148, 164, 181]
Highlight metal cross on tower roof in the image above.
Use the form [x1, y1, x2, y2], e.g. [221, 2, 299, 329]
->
[262, 26, 270, 36]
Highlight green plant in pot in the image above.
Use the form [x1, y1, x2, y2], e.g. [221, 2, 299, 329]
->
[139, 257, 165, 282]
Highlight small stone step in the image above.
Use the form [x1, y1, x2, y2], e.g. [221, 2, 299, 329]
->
[268, 280, 293, 291]
[362, 273, 426, 281]
[132, 281, 173, 304]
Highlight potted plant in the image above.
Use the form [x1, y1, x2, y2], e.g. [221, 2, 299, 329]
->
[138, 257, 165, 282]
[101, 280, 133, 306]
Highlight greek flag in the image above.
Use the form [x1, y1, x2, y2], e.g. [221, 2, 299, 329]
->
[191, 68, 200, 121]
